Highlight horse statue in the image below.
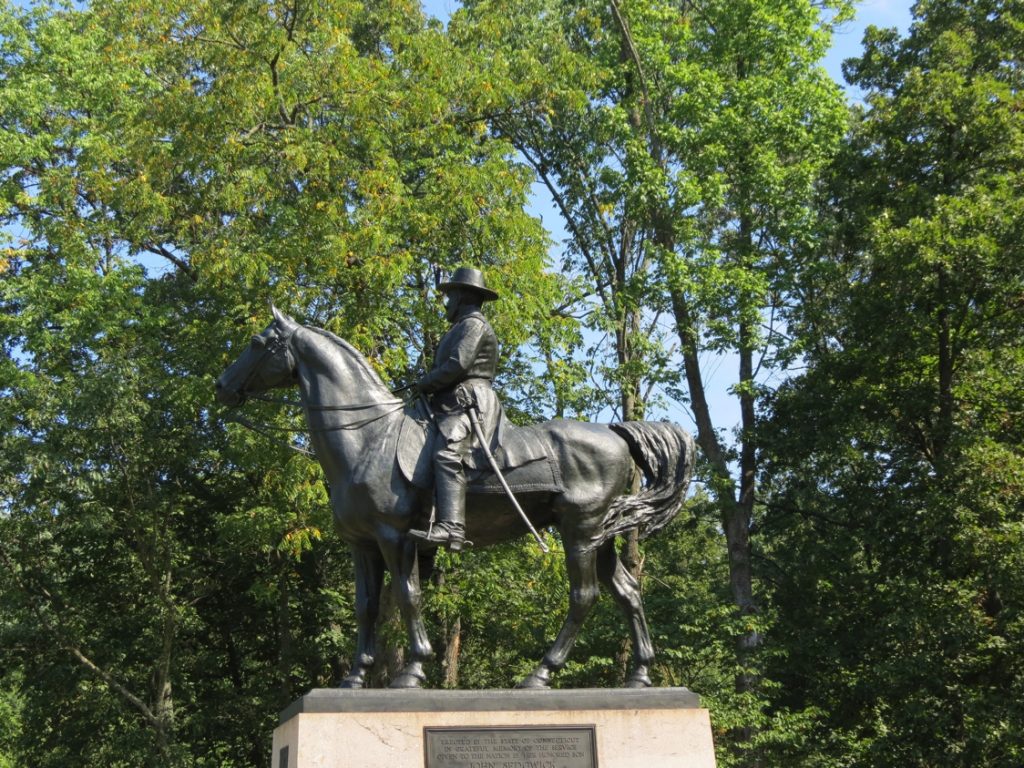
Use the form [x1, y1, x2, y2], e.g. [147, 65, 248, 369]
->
[215, 306, 696, 689]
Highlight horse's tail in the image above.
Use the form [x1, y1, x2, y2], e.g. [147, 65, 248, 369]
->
[595, 421, 696, 548]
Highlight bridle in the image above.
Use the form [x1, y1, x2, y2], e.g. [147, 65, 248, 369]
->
[233, 323, 298, 401]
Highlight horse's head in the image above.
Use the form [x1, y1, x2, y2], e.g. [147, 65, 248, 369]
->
[215, 305, 301, 406]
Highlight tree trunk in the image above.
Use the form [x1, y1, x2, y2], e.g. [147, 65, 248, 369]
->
[935, 267, 954, 466]
[443, 615, 462, 689]
[153, 563, 177, 758]
[670, 291, 759, 635]
[277, 568, 293, 702]
[370, 584, 405, 688]
[672, 290, 761, 764]
[735, 326, 758, 621]
[616, 365, 644, 681]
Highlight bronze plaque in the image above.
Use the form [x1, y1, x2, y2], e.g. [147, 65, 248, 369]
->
[424, 725, 597, 768]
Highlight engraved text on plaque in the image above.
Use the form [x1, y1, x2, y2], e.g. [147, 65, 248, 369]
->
[423, 725, 597, 768]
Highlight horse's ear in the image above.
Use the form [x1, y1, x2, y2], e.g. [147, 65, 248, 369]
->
[270, 302, 298, 333]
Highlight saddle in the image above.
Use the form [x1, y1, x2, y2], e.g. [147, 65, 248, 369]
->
[396, 398, 563, 495]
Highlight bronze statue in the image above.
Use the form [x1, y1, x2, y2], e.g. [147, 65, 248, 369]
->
[409, 267, 501, 551]
[215, 271, 695, 690]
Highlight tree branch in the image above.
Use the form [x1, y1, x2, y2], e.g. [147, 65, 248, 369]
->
[0, 547, 161, 730]
[143, 242, 197, 281]
[608, 0, 662, 163]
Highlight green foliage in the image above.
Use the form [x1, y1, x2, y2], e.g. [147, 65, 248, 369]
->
[4, 0, 1021, 766]
[425, 539, 569, 688]
[762, 1, 1024, 764]
[0, 675, 20, 768]
[0, 0, 557, 764]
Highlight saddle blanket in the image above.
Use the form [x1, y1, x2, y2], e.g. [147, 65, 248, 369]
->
[396, 400, 564, 495]
[466, 454, 563, 495]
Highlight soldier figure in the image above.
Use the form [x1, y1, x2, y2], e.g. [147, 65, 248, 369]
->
[409, 267, 501, 551]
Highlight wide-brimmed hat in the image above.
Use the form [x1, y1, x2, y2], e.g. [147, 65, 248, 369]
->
[439, 266, 499, 302]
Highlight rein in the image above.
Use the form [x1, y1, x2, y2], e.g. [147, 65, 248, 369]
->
[228, 393, 408, 457]
[249, 392, 405, 416]
[225, 414, 317, 457]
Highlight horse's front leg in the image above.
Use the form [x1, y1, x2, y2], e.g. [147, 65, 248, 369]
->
[339, 544, 385, 689]
[518, 546, 599, 689]
[380, 534, 434, 688]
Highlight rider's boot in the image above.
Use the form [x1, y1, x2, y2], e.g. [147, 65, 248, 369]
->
[409, 472, 468, 551]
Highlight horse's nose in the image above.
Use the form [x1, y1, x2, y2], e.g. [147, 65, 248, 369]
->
[214, 378, 240, 406]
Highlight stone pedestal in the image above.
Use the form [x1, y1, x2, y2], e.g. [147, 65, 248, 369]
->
[272, 688, 716, 768]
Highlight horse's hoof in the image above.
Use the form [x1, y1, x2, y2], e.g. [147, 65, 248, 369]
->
[338, 673, 366, 689]
[625, 666, 653, 688]
[624, 674, 652, 688]
[515, 676, 550, 689]
[389, 672, 426, 689]
[389, 663, 427, 689]
[515, 667, 552, 689]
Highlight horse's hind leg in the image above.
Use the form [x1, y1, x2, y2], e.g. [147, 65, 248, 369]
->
[597, 540, 654, 688]
[517, 546, 600, 689]
[340, 544, 386, 689]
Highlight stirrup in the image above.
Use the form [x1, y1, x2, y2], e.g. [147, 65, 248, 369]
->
[409, 524, 471, 551]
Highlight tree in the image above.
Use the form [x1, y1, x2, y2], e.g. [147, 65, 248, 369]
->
[761, 1, 1024, 764]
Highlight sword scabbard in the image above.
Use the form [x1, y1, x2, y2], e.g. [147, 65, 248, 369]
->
[466, 404, 550, 554]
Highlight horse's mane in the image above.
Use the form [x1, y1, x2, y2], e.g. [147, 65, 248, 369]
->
[305, 325, 392, 393]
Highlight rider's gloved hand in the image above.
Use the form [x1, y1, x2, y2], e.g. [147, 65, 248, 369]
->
[414, 374, 437, 396]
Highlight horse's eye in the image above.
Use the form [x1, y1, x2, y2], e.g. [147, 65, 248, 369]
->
[252, 335, 266, 348]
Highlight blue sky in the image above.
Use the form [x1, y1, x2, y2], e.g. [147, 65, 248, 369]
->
[824, 0, 913, 91]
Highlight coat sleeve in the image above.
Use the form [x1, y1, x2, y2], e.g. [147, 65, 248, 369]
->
[417, 318, 487, 394]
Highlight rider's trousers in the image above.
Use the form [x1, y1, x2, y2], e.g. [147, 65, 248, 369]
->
[432, 410, 472, 527]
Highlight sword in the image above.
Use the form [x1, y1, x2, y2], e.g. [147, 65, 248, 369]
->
[466, 404, 550, 554]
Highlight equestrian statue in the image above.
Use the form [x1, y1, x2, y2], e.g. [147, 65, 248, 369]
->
[215, 267, 696, 689]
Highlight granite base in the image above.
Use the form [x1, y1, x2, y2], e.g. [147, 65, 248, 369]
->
[271, 688, 716, 768]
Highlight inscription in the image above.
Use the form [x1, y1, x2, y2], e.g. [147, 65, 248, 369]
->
[424, 726, 596, 768]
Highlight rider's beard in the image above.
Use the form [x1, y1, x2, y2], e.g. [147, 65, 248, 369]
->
[445, 292, 461, 322]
